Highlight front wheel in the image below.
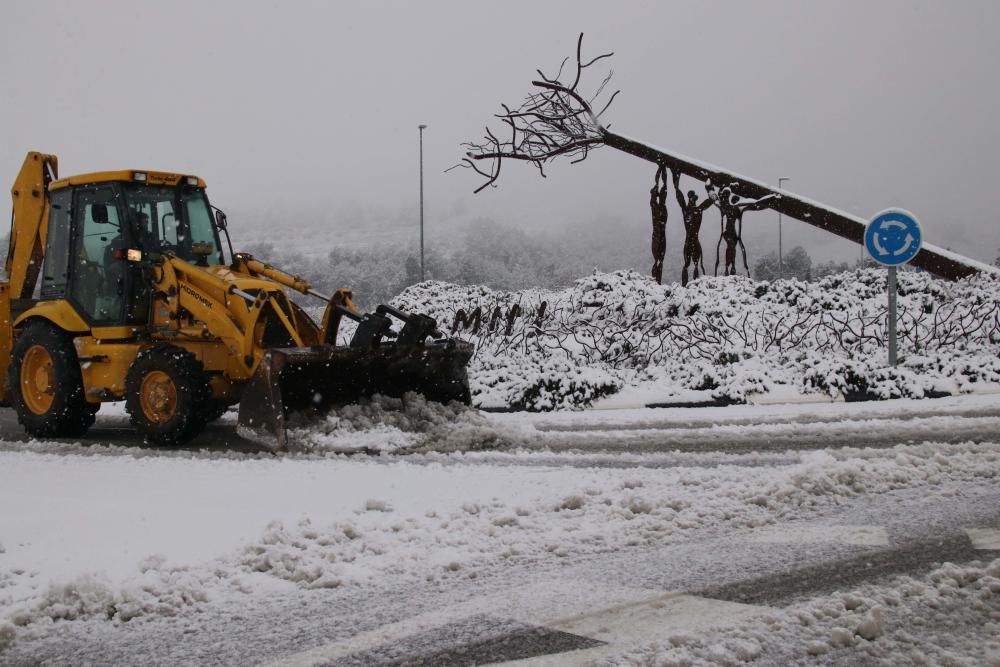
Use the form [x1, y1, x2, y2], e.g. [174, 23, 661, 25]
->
[125, 346, 210, 447]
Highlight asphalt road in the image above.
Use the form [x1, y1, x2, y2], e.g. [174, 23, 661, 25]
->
[0, 407, 268, 455]
[3, 396, 998, 459]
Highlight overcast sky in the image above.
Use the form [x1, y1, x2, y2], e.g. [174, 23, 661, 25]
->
[2, 1, 998, 264]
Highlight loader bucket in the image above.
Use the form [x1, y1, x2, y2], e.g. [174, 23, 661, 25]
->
[236, 339, 474, 451]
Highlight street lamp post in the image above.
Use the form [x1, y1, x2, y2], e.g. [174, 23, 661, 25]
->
[419, 124, 427, 282]
[777, 177, 790, 279]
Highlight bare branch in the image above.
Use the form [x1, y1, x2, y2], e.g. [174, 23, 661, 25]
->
[596, 90, 621, 119]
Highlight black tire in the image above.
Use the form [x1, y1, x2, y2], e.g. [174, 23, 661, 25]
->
[7, 320, 97, 438]
[125, 346, 211, 447]
[200, 399, 230, 424]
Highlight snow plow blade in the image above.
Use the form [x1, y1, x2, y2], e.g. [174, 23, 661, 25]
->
[236, 339, 474, 451]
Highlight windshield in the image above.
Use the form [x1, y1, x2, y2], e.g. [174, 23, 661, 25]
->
[121, 184, 222, 265]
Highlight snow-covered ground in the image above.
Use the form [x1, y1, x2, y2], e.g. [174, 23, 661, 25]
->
[1, 393, 998, 664]
[1, 266, 999, 664]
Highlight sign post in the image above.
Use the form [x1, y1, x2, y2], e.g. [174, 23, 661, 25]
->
[887, 265, 897, 365]
[864, 209, 923, 367]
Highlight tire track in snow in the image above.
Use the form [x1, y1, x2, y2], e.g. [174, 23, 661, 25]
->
[693, 531, 997, 606]
[521, 414, 1000, 455]
[2, 409, 998, 467]
[530, 403, 1000, 433]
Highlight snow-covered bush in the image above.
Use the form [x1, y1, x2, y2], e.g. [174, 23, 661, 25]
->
[511, 359, 620, 411]
[798, 355, 936, 401]
[471, 355, 620, 411]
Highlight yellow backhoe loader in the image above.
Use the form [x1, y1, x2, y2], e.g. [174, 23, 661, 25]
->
[0, 152, 472, 449]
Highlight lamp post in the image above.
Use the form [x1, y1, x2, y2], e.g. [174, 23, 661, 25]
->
[777, 177, 790, 279]
[418, 124, 427, 282]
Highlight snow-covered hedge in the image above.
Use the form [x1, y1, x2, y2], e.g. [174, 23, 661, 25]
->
[392, 269, 1000, 409]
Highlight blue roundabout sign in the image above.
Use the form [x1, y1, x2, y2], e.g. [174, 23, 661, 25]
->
[864, 209, 923, 266]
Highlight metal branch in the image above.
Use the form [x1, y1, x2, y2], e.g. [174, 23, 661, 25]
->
[455, 32, 617, 192]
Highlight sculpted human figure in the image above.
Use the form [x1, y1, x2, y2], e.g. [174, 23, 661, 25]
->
[673, 170, 714, 286]
[649, 163, 669, 284]
[708, 183, 778, 276]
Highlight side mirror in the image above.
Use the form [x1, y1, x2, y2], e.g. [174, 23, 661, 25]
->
[214, 209, 228, 231]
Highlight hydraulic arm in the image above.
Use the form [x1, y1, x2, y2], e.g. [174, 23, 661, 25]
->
[7, 152, 58, 298]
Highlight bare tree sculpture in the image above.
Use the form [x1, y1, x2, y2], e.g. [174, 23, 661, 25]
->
[454, 33, 619, 193]
[455, 33, 988, 282]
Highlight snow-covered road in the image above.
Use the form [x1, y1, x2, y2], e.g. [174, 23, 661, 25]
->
[1, 395, 998, 666]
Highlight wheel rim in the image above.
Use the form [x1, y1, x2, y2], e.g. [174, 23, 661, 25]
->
[139, 371, 177, 424]
[21, 345, 55, 415]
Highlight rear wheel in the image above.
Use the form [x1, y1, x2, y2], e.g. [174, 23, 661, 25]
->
[125, 346, 210, 447]
[8, 321, 96, 437]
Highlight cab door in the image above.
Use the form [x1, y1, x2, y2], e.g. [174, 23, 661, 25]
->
[68, 185, 127, 325]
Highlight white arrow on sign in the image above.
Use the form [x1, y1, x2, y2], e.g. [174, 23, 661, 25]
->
[894, 233, 915, 256]
[873, 234, 888, 256]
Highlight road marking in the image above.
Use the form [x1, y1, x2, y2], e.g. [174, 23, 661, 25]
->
[262, 581, 661, 667]
[263, 581, 770, 667]
[965, 528, 1000, 550]
[259, 608, 462, 666]
[488, 593, 769, 666]
[748, 524, 889, 546]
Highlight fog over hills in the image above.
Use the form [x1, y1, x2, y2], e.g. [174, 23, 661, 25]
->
[3, 1, 998, 282]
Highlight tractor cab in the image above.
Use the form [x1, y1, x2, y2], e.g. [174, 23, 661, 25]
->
[43, 170, 223, 326]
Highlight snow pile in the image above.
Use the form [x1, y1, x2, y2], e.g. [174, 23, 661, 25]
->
[234, 441, 1000, 591]
[393, 269, 1000, 408]
[607, 558, 1000, 666]
[0, 621, 14, 653]
[285, 392, 526, 453]
[6, 557, 224, 630]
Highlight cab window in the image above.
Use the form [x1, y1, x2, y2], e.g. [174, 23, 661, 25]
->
[122, 184, 221, 265]
[183, 191, 222, 264]
[41, 189, 72, 298]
